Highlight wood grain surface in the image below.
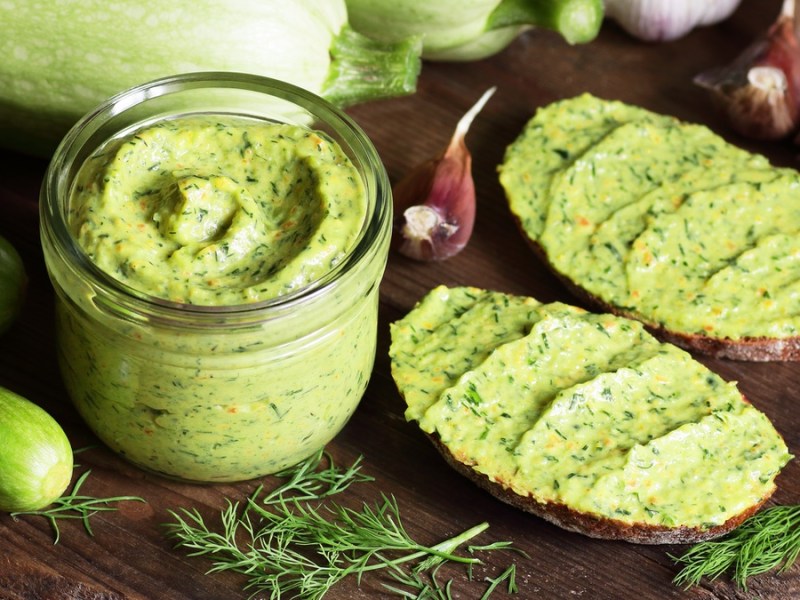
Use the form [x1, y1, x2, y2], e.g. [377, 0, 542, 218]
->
[2, 1, 799, 598]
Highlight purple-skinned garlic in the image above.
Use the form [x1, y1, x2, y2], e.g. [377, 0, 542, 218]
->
[694, 0, 800, 141]
[392, 86, 496, 261]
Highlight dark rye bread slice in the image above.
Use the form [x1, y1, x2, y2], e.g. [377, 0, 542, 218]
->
[428, 435, 764, 544]
[524, 238, 800, 362]
[499, 94, 800, 362]
[389, 286, 792, 544]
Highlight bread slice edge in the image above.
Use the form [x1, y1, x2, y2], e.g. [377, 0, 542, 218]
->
[523, 237, 800, 362]
[427, 434, 771, 545]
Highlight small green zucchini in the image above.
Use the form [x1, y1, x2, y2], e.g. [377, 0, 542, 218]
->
[0, 386, 73, 512]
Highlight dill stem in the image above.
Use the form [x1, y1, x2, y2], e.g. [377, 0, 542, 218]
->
[425, 521, 490, 565]
[165, 451, 518, 598]
[358, 521, 489, 574]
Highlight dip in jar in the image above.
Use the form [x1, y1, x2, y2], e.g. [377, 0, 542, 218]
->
[40, 73, 392, 482]
[70, 115, 367, 304]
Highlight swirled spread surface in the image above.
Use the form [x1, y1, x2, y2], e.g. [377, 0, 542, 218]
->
[69, 115, 366, 305]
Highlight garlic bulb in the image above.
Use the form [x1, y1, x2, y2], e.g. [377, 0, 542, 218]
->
[604, 0, 743, 42]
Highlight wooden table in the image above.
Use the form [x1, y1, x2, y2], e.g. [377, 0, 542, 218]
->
[2, 1, 799, 597]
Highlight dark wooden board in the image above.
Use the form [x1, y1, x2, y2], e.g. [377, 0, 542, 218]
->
[2, 1, 799, 598]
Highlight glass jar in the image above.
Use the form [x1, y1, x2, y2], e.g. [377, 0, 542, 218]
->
[40, 73, 392, 482]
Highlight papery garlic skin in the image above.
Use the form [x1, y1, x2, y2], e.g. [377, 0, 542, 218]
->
[739, 66, 797, 139]
[696, 66, 798, 141]
[694, 0, 800, 141]
[604, 0, 743, 41]
[398, 205, 464, 261]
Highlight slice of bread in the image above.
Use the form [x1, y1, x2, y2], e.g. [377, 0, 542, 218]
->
[429, 436, 763, 544]
[499, 94, 800, 361]
[529, 240, 800, 362]
[390, 286, 792, 544]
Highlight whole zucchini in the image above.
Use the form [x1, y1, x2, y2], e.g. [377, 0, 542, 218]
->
[346, 0, 604, 61]
[0, 1, 421, 156]
[0, 386, 73, 512]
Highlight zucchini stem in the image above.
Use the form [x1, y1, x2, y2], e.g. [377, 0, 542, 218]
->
[487, 0, 604, 44]
[323, 26, 422, 107]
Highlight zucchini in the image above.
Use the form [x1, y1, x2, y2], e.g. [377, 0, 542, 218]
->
[0, 386, 73, 512]
[346, 0, 604, 61]
[0, 0, 421, 156]
[0, 235, 26, 334]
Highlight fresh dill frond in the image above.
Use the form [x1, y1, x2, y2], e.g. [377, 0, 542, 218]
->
[262, 448, 373, 505]
[10, 469, 145, 544]
[382, 562, 453, 599]
[164, 450, 519, 599]
[671, 504, 800, 590]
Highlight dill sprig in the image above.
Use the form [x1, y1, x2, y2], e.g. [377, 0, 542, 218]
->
[671, 504, 800, 590]
[262, 448, 374, 504]
[10, 469, 145, 544]
[164, 450, 519, 599]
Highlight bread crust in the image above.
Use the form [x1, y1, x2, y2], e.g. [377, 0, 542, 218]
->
[428, 434, 769, 545]
[522, 236, 800, 362]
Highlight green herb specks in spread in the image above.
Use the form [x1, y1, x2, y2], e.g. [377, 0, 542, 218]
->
[55, 114, 384, 482]
[390, 286, 792, 530]
[69, 115, 367, 306]
[499, 94, 800, 340]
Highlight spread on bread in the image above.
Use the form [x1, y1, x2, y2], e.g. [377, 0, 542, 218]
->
[498, 94, 800, 360]
[390, 286, 791, 543]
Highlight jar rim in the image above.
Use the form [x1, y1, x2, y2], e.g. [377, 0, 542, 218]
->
[41, 71, 392, 321]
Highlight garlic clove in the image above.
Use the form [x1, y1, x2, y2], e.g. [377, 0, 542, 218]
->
[694, 0, 800, 141]
[392, 86, 495, 262]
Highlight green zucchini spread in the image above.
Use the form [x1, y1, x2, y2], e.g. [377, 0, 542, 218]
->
[56, 114, 380, 482]
[499, 94, 800, 340]
[70, 114, 366, 305]
[390, 286, 791, 529]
